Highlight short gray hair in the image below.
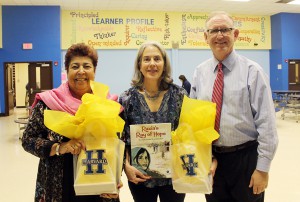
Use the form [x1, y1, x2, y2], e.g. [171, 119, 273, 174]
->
[205, 11, 234, 30]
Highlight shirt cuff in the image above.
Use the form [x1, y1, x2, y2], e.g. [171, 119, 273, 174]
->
[256, 156, 272, 172]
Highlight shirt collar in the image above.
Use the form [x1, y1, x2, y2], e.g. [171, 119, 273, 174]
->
[213, 50, 236, 72]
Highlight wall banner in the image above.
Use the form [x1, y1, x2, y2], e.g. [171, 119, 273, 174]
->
[62, 10, 271, 50]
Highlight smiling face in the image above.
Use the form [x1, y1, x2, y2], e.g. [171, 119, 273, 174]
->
[139, 45, 165, 83]
[204, 14, 239, 61]
[67, 56, 95, 99]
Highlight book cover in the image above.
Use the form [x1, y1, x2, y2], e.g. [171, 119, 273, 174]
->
[130, 123, 172, 178]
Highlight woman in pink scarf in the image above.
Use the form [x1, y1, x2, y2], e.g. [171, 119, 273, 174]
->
[22, 43, 121, 202]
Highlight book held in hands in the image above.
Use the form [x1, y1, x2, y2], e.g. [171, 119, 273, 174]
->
[130, 123, 172, 178]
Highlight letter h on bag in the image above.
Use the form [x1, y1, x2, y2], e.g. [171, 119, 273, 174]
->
[180, 154, 198, 176]
[82, 150, 108, 174]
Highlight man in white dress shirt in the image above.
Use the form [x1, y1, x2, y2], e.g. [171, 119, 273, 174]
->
[190, 11, 278, 202]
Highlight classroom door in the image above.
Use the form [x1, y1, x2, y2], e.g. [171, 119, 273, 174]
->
[4, 64, 15, 116]
[288, 60, 300, 90]
[28, 62, 53, 106]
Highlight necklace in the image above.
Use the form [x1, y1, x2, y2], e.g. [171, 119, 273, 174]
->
[143, 88, 161, 101]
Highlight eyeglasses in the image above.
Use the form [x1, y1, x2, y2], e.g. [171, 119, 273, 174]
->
[206, 28, 234, 36]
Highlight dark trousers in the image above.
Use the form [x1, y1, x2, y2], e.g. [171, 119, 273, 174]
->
[128, 181, 185, 202]
[205, 142, 265, 202]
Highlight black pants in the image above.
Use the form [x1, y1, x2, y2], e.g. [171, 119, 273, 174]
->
[205, 142, 264, 202]
[128, 181, 185, 202]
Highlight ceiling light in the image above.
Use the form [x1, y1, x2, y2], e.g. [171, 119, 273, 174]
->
[288, 0, 300, 4]
[276, 0, 300, 3]
[223, 0, 251, 2]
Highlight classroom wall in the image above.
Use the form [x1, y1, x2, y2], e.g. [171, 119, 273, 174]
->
[0, 5, 292, 114]
[0, 6, 2, 48]
[61, 49, 269, 96]
[270, 14, 283, 90]
[270, 13, 300, 90]
[0, 6, 61, 114]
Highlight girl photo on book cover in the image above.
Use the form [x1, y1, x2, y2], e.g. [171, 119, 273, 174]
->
[131, 147, 166, 178]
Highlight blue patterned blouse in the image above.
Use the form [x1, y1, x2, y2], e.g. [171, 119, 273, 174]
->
[119, 84, 187, 188]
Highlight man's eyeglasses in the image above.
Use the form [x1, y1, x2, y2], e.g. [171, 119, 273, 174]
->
[206, 28, 234, 36]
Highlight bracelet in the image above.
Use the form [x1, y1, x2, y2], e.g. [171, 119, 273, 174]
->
[55, 143, 61, 156]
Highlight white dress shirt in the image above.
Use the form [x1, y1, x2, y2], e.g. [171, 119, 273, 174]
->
[190, 50, 278, 172]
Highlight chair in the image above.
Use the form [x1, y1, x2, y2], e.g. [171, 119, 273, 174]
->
[14, 106, 32, 139]
[14, 117, 28, 139]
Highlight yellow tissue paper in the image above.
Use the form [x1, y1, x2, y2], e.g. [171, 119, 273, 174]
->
[44, 81, 125, 195]
[171, 95, 219, 194]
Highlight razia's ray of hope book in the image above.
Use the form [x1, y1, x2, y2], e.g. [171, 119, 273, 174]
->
[130, 123, 172, 178]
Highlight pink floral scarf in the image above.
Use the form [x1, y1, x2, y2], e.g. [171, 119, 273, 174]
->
[32, 82, 82, 115]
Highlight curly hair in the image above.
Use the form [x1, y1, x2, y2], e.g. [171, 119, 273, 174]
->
[64, 43, 98, 72]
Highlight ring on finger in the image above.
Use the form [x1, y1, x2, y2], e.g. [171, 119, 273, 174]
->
[101, 194, 109, 198]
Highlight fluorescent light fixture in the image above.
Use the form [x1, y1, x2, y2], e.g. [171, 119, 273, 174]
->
[288, 0, 300, 4]
[223, 0, 251, 2]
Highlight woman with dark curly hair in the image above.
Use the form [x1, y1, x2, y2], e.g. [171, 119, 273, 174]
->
[22, 43, 121, 202]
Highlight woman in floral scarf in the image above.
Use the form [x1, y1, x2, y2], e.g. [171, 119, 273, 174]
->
[22, 43, 121, 202]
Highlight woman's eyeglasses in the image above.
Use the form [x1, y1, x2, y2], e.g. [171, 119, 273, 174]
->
[206, 28, 234, 36]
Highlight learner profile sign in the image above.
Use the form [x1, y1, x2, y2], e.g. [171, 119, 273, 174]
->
[62, 11, 175, 49]
[62, 10, 271, 50]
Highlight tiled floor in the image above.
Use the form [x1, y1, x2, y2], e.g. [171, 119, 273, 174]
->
[1, 108, 300, 202]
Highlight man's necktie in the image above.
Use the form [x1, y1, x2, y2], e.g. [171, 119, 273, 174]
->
[212, 63, 224, 133]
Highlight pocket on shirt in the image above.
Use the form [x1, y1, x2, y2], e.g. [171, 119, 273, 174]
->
[226, 89, 250, 114]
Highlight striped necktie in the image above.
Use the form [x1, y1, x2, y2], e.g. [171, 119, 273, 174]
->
[212, 63, 224, 133]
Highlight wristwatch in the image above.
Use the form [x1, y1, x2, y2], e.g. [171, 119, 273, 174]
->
[55, 143, 61, 156]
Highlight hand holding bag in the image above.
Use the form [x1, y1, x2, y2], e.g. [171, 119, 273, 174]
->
[44, 81, 125, 195]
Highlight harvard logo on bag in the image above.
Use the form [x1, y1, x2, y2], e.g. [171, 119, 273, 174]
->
[180, 154, 198, 176]
[82, 149, 108, 174]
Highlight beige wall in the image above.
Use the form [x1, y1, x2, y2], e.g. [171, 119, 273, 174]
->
[15, 63, 28, 107]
